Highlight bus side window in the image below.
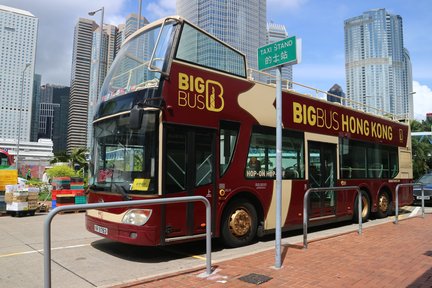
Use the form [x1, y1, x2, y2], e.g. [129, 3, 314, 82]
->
[219, 121, 240, 177]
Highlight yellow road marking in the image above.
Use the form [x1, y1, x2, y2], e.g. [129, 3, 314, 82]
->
[161, 247, 206, 261]
[0, 244, 90, 258]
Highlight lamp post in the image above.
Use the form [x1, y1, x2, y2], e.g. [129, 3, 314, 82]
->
[88, 7, 104, 98]
[16, 63, 31, 173]
[137, 0, 142, 30]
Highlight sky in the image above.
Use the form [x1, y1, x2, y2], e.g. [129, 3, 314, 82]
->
[3, 0, 432, 120]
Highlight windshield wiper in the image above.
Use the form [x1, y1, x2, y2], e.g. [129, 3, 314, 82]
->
[112, 183, 132, 201]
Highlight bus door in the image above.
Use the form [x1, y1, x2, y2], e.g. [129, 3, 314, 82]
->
[163, 125, 215, 242]
[308, 141, 337, 219]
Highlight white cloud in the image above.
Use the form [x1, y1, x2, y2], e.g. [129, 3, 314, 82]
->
[413, 81, 432, 120]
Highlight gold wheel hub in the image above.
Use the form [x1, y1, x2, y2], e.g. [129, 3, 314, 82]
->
[229, 208, 251, 237]
[362, 196, 369, 218]
[379, 195, 389, 212]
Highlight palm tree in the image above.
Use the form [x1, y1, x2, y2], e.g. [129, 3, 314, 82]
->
[70, 147, 88, 171]
[50, 151, 70, 164]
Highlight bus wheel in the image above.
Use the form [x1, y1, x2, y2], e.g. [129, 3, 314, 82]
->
[354, 190, 370, 223]
[221, 199, 257, 248]
[376, 191, 390, 219]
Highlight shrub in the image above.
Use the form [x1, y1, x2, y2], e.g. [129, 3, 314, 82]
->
[46, 165, 76, 178]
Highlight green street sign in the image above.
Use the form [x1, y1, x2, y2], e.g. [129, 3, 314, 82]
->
[257, 36, 300, 71]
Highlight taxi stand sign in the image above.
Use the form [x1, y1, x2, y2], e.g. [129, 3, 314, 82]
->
[257, 36, 301, 270]
[257, 36, 301, 71]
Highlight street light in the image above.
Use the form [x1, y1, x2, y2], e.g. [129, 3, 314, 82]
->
[16, 63, 31, 173]
[137, 0, 142, 30]
[88, 7, 104, 98]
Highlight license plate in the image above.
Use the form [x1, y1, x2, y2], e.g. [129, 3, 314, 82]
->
[417, 196, 430, 200]
[94, 224, 108, 235]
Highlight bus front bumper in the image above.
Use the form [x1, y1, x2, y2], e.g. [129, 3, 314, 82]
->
[85, 214, 160, 246]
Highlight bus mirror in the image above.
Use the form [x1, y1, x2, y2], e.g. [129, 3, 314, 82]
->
[129, 105, 144, 130]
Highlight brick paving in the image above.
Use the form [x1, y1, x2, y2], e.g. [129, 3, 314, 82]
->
[114, 215, 432, 288]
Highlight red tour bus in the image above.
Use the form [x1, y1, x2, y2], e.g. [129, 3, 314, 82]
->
[86, 16, 413, 247]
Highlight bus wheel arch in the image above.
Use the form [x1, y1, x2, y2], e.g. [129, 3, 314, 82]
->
[220, 193, 262, 248]
[375, 188, 392, 219]
[354, 188, 371, 223]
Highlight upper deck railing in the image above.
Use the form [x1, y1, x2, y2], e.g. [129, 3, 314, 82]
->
[247, 68, 410, 123]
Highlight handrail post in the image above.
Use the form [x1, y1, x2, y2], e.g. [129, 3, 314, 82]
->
[44, 196, 212, 288]
[303, 186, 361, 249]
[395, 185, 400, 224]
[421, 185, 425, 218]
[394, 183, 423, 224]
[204, 197, 212, 275]
[357, 187, 362, 235]
[303, 188, 310, 249]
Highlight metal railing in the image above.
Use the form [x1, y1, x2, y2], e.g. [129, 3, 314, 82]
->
[394, 183, 424, 224]
[247, 68, 408, 121]
[303, 186, 362, 249]
[43, 196, 212, 288]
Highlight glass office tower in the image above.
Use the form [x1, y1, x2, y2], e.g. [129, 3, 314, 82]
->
[344, 8, 412, 118]
[177, 0, 267, 72]
[0, 5, 38, 142]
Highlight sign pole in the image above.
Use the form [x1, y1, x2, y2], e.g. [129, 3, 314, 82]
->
[275, 66, 282, 269]
[257, 36, 301, 269]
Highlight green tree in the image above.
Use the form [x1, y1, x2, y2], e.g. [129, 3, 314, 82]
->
[50, 151, 70, 164]
[70, 147, 88, 170]
[410, 119, 423, 132]
[411, 120, 432, 179]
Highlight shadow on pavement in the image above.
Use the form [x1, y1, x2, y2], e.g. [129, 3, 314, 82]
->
[91, 238, 225, 263]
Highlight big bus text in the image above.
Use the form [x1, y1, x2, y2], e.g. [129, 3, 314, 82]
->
[85, 16, 413, 247]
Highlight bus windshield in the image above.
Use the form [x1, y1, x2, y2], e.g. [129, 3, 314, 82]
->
[90, 111, 158, 195]
[99, 19, 177, 100]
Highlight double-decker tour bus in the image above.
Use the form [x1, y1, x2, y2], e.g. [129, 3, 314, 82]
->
[86, 16, 413, 247]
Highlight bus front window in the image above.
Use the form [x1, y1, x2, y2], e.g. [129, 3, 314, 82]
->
[99, 20, 177, 100]
[90, 111, 158, 195]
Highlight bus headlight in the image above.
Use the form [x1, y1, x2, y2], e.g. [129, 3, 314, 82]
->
[122, 209, 152, 226]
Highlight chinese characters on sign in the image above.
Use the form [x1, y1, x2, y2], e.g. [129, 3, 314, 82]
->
[257, 36, 300, 71]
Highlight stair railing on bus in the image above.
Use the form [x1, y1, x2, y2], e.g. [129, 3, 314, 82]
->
[394, 183, 424, 224]
[303, 186, 362, 249]
[43, 196, 212, 288]
[247, 67, 409, 121]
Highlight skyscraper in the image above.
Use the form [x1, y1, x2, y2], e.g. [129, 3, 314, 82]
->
[87, 24, 119, 146]
[69, 14, 150, 152]
[403, 48, 414, 119]
[51, 86, 70, 153]
[176, 0, 267, 71]
[31, 74, 42, 142]
[344, 9, 412, 117]
[67, 18, 97, 153]
[38, 102, 59, 140]
[40, 84, 70, 153]
[0, 5, 38, 142]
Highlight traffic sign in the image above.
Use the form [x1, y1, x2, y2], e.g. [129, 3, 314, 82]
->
[257, 36, 301, 71]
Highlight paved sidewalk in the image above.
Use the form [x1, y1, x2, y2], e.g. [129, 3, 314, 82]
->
[113, 215, 432, 288]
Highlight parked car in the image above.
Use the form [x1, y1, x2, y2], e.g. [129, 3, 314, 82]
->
[413, 173, 432, 206]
